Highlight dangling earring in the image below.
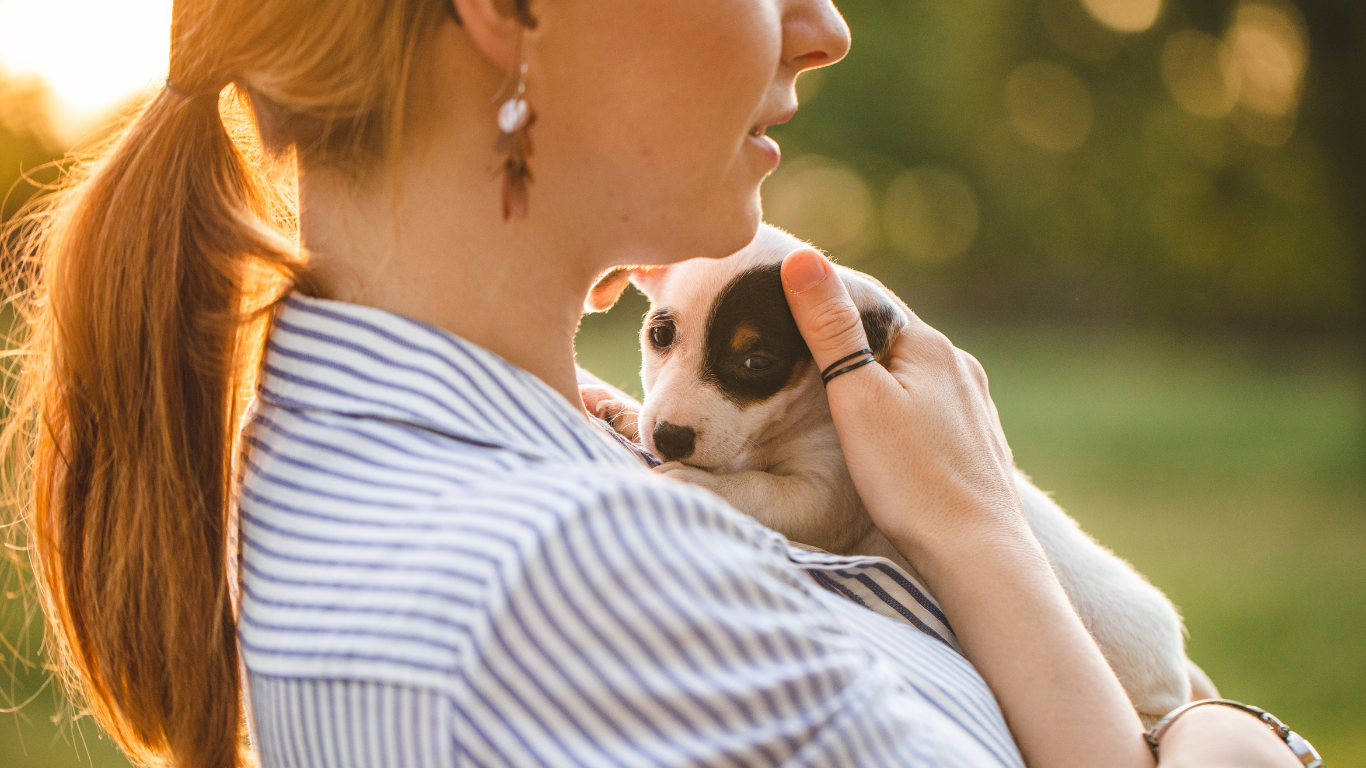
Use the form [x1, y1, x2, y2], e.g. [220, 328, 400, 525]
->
[496, 59, 536, 221]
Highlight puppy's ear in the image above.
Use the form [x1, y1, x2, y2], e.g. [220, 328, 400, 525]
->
[834, 266, 908, 358]
[586, 267, 635, 312]
[628, 265, 670, 301]
[584, 265, 671, 313]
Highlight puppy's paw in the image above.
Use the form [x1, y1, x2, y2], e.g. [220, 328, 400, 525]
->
[655, 461, 718, 490]
[579, 385, 642, 442]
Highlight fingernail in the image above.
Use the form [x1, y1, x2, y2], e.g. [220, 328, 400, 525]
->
[784, 250, 828, 293]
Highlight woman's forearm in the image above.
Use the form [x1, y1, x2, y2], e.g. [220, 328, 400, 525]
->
[908, 528, 1155, 768]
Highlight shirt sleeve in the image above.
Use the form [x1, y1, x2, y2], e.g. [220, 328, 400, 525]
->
[451, 475, 970, 768]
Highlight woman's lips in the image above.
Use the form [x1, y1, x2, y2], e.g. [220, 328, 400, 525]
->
[747, 107, 795, 171]
[747, 131, 782, 169]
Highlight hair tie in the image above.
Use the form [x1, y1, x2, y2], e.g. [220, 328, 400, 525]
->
[164, 80, 224, 103]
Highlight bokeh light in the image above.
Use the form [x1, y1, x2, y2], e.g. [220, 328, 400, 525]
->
[762, 155, 872, 255]
[1006, 61, 1094, 154]
[1161, 30, 1240, 118]
[1081, 0, 1163, 33]
[0, 0, 172, 141]
[1229, 2, 1308, 118]
[883, 167, 980, 262]
[1157, 2, 1309, 146]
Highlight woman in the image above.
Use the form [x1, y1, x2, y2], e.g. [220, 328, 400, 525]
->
[6, 0, 1305, 766]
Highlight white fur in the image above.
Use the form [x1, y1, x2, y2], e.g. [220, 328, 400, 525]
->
[1014, 474, 1193, 721]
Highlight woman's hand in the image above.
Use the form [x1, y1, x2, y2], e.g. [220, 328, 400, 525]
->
[777, 247, 1043, 581]
[780, 248, 1154, 768]
[780, 254, 1025, 562]
[577, 367, 642, 442]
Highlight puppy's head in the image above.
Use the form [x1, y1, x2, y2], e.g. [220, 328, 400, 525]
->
[588, 225, 907, 471]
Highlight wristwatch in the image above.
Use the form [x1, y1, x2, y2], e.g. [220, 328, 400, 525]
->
[1145, 698, 1324, 767]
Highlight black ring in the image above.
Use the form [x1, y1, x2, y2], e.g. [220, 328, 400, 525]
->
[820, 349, 873, 380]
[822, 354, 877, 385]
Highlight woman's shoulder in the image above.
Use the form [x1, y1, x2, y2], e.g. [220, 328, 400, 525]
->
[237, 404, 809, 694]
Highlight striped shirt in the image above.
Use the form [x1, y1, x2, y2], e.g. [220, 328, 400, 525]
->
[236, 295, 1024, 768]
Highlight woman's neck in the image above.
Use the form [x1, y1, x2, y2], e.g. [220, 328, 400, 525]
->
[296, 28, 611, 412]
[297, 148, 594, 412]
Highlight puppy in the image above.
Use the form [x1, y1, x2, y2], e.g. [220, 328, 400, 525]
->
[584, 224, 1217, 724]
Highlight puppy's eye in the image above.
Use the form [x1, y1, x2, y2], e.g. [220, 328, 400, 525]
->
[649, 323, 675, 349]
[743, 355, 775, 371]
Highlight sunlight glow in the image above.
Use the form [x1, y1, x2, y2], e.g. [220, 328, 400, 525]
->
[0, 0, 172, 140]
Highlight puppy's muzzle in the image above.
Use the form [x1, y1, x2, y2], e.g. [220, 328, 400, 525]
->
[653, 421, 697, 462]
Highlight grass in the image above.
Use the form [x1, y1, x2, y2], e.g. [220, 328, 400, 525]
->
[2, 299, 1362, 766]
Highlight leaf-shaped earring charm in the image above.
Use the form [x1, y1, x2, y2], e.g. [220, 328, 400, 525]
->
[496, 95, 536, 221]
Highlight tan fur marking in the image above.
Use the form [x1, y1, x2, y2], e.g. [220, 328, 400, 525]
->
[730, 325, 760, 352]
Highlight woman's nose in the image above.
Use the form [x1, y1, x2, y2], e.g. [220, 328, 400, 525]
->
[784, 0, 852, 72]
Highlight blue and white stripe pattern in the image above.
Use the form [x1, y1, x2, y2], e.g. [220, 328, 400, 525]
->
[238, 295, 1024, 767]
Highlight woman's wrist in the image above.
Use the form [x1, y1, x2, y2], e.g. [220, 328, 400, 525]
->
[882, 500, 1041, 595]
[1156, 704, 1306, 768]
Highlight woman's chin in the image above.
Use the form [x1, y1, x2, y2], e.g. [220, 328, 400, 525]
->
[707, 193, 765, 258]
[665, 206, 764, 265]
[596, 188, 762, 268]
[700, 212, 764, 263]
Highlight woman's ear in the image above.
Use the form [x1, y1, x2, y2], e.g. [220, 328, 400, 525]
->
[450, 0, 528, 71]
[584, 265, 671, 312]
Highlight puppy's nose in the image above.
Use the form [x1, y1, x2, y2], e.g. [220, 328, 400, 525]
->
[652, 421, 697, 462]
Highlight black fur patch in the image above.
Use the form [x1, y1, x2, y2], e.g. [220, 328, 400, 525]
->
[704, 265, 812, 403]
[859, 303, 901, 356]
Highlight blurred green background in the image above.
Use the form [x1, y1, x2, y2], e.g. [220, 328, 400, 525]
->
[2, 0, 1363, 766]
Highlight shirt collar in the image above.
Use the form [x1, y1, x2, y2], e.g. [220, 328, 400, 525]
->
[260, 294, 642, 468]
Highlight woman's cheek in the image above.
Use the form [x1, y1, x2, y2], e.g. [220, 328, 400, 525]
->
[533, 0, 781, 251]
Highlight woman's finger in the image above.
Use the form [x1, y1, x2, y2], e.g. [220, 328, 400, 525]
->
[780, 249, 877, 381]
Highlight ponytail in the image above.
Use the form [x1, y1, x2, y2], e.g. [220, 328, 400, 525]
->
[5, 85, 304, 767]
[3, 1, 448, 765]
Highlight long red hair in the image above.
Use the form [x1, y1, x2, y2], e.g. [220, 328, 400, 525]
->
[2, 0, 450, 765]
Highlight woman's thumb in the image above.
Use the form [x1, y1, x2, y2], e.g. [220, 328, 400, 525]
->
[781, 249, 872, 379]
